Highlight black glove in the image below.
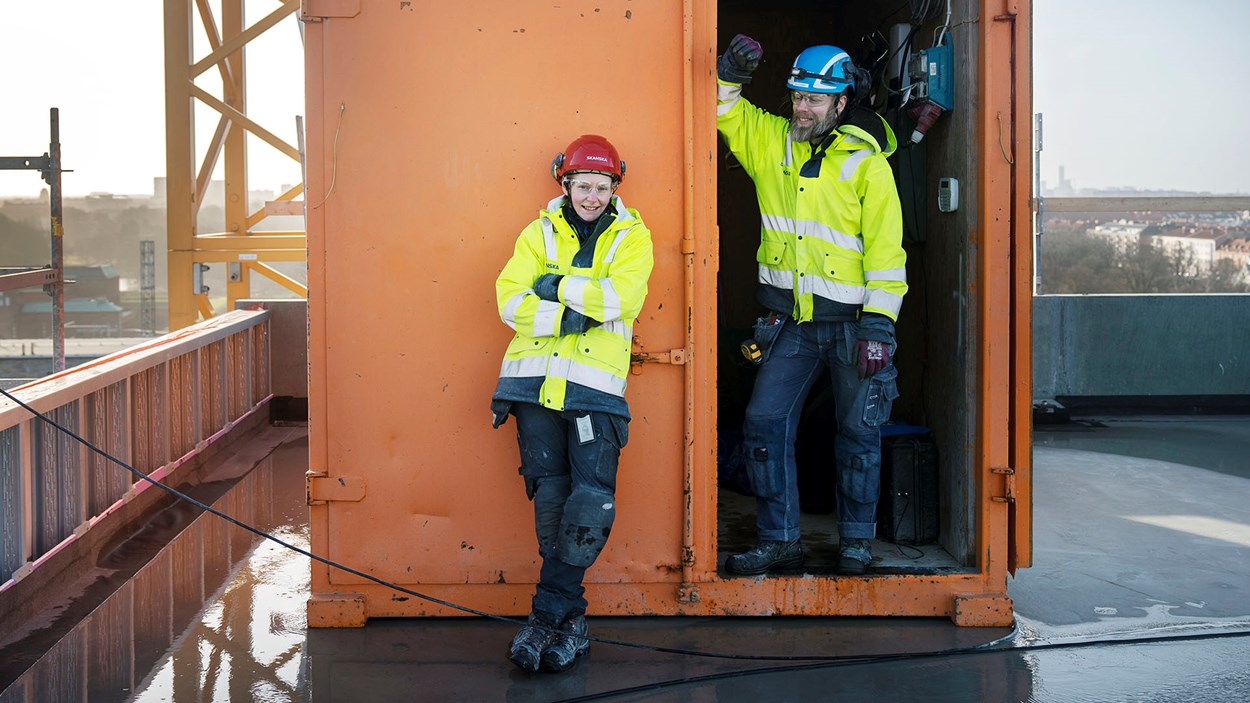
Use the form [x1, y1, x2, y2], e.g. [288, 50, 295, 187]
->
[560, 309, 599, 336]
[534, 273, 562, 302]
[490, 399, 512, 428]
[717, 34, 763, 84]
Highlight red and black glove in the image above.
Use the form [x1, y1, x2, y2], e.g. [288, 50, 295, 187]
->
[717, 34, 763, 84]
[855, 339, 890, 379]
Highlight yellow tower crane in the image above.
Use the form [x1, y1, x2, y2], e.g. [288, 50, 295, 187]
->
[163, 0, 306, 330]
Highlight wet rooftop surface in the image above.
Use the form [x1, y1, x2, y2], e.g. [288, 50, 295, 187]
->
[4, 415, 1250, 702]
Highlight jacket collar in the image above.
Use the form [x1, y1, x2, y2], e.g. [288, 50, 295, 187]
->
[784, 109, 898, 169]
[544, 195, 635, 227]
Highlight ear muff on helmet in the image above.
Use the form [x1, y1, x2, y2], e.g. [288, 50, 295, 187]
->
[550, 152, 565, 183]
[848, 65, 873, 103]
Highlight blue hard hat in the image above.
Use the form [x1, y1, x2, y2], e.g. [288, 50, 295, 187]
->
[786, 45, 855, 94]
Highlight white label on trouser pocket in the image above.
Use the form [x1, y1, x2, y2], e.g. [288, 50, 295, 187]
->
[576, 414, 595, 444]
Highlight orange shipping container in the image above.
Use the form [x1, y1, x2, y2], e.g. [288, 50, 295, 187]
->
[303, 0, 1032, 627]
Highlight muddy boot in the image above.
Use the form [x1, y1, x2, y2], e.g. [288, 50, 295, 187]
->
[508, 613, 557, 673]
[725, 540, 804, 575]
[540, 614, 590, 672]
[837, 538, 872, 575]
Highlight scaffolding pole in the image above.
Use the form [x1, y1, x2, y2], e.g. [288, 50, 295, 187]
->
[0, 108, 67, 371]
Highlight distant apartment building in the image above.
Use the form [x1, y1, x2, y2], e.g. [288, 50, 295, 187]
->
[1088, 219, 1147, 255]
[1215, 238, 1250, 280]
[1150, 226, 1229, 275]
[0, 290, 16, 338]
[0, 264, 124, 337]
[1086, 218, 1249, 277]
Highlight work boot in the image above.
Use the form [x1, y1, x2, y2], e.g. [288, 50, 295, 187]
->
[837, 538, 872, 575]
[540, 614, 590, 673]
[508, 613, 557, 673]
[725, 540, 804, 575]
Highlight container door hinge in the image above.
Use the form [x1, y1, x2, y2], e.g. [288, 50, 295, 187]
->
[678, 584, 700, 603]
[301, 0, 360, 22]
[307, 472, 366, 505]
[990, 465, 1015, 503]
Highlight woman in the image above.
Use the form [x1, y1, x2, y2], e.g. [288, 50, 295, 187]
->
[490, 134, 653, 673]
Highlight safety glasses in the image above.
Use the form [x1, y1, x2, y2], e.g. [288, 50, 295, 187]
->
[790, 91, 833, 107]
[568, 180, 615, 197]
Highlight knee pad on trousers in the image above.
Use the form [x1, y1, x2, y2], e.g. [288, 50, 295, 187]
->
[743, 415, 786, 499]
[556, 488, 617, 568]
[836, 449, 881, 504]
[532, 474, 572, 556]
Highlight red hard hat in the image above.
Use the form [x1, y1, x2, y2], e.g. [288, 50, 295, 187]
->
[551, 134, 625, 183]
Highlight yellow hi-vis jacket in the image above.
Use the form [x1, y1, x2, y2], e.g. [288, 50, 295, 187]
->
[494, 195, 653, 414]
[717, 79, 907, 323]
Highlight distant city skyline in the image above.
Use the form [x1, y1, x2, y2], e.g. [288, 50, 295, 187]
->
[0, 3, 304, 199]
[2, 2, 1248, 197]
[1034, 0, 1250, 195]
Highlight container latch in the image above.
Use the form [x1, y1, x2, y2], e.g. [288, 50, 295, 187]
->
[630, 340, 687, 373]
[301, 0, 360, 21]
[307, 472, 366, 504]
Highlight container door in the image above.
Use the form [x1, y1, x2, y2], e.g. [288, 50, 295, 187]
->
[1009, 0, 1034, 574]
[304, 0, 702, 612]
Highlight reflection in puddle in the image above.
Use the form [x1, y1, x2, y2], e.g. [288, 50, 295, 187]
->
[0, 435, 310, 703]
[131, 524, 310, 703]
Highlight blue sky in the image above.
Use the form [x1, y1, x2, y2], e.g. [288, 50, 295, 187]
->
[0, 2, 304, 199]
[1034, 0, 1250, 193]
[1, 2, 1247, 197]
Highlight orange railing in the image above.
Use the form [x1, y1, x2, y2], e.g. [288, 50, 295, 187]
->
[0, 310, 270, 588]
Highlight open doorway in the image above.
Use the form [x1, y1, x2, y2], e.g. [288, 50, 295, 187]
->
[714, 0, 979, 576]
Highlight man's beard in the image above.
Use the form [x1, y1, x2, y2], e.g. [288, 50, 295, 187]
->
[789, 108, 840, 143]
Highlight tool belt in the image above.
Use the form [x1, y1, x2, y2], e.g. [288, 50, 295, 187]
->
[740, 312, 786, 366]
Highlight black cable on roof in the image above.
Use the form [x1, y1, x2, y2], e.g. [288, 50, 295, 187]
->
[4, 384, 1250, 674]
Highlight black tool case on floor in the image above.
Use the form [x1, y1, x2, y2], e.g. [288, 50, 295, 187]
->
[879, 433, 940, 545]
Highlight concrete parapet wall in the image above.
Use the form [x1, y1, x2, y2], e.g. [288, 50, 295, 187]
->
[1033, 294, 1250, 398]
[237, 299, 307, 399]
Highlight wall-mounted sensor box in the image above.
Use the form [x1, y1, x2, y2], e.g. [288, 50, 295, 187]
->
[938, 177, 959, 212]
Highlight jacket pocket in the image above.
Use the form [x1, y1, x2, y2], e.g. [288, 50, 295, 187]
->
[575, 328, 629, 376]
[605, 414, 630, 449]
[505, 334, 553, 358]
[757, 239, 790, 269]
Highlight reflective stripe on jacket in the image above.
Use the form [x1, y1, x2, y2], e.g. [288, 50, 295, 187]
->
[717, 79, 907, 322]
[495, 195, 653, 412]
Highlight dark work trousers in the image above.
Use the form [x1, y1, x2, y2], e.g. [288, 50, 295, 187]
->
[512, 402, 629, 623]
[743, 319, 899, 542]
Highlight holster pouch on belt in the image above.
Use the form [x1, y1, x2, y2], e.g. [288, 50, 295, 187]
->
[740, 313, 785, 366]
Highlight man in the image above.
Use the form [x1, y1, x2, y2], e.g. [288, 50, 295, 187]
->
[716, 35, 907, 576]
[491, 134, 653, 673]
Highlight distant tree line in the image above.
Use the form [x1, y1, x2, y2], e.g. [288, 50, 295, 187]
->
[1, 205, 169, 280]
[2, 203, 304, 301]
[0, 204, 240, 287]
[1039, 224, 1250, 294]
[10, 205, 1244, 297]
[0, 213, 50, 265]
